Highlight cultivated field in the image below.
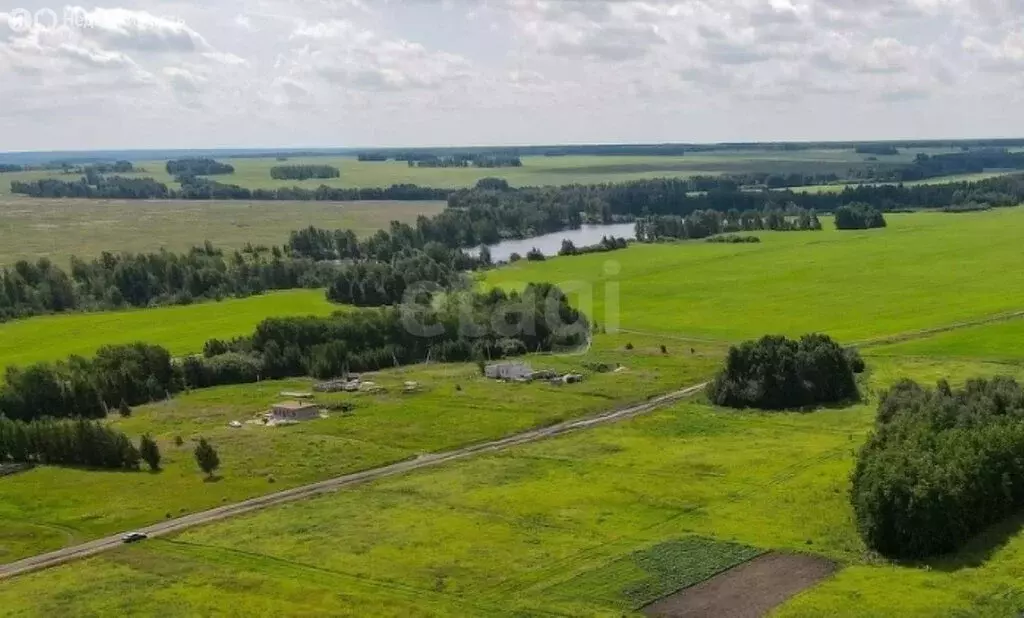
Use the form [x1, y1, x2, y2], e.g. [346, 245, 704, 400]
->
[0, 197, 444, 266]
[0, 332, 725, 563]
[486, 207, 1024, 342]
[6, 207, 1024, 616]
[0, 289, 337, 373]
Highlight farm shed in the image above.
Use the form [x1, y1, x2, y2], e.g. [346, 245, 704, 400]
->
[267, 401, 320, 423]
[485, 362, 533, 380]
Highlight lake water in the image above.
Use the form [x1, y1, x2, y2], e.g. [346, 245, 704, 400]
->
[473, 223, 636, 262]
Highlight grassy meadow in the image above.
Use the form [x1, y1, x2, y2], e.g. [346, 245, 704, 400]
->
[0, 197, 444, 266]
[487, 207, 1024, 343]
[4, 356, 1024, 616]
[0, 332, 725, 563]
[0, 289, 337, 373]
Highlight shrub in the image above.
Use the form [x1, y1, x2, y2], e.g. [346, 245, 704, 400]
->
[852, 376, 1024, 558]
[707, 334, 859, 410]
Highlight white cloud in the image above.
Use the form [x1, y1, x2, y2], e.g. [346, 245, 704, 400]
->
[0, 0, 1023, 149]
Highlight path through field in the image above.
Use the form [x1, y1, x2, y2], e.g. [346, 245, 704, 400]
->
[0, 382, 708, 580]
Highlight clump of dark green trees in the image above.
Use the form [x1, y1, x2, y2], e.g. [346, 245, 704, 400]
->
[834, 203, 887, 229]
[852, 376, 1024, 558]
[707, 334, 862, 410]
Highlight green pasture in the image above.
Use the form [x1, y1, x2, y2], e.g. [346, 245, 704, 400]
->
[486, 207, 1024, 343]
[0, 332, 725, 563]
[0, 289, 336, 374]
[5, 357, 1024, 616]
[0, 197, 444, 266]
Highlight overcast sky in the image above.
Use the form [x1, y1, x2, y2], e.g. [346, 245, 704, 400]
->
[1, 0, 1023, 151]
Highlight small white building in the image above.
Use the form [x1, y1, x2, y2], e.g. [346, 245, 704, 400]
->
[485, 362, 533, 380]
[267, 401, 320, 423]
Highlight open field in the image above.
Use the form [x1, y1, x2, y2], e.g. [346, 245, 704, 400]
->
[486, 207, 1024, 342]
[0, 147, 970, 194]
[4, 356, 1024, 616]
[0, 197, 444, 266]
[0, 332, 725, 563]
[7, 207, 1024, 614]
[0, 289, 337, 374]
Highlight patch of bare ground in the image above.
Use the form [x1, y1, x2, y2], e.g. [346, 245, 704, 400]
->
[641, 552, 836, 618]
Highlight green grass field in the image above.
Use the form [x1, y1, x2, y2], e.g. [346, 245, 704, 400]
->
[0, 197, 444, 266]
[0, 332, 725, 564]
[486, 207, 1024, 343]
[0, 289, 337, 373]
[7, 207, 1024, 615]
[4, 355, 1023, 616]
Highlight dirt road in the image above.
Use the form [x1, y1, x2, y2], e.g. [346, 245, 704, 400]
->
[0, 382, 707, 581]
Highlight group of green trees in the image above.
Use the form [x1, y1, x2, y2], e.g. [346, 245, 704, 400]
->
[269, 165, 340, 180]
[707, 334, 863, 410]
[166, 157, 234, 176]
[634, 206, 821, 242]
[852, 377, 1024, 558]
[0, 343, 177, 422]
[0, 244, 338, 321]
[557, 236, 629, 257]
[0, 417, 150, 470]
[408, 154, 522, 168]
[834, 203, 887, 229]
[325, 248, 474, 307]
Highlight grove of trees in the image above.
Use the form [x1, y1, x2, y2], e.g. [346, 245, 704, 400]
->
[852, 377, 1024, 558]
[0, 416, 143, 470]
[166, 157, 235, 176]
[635, 206, 821, 242]
[707, 334, 862, 410]
[270, 165, 340, 180]
[834, 203, 887, 229]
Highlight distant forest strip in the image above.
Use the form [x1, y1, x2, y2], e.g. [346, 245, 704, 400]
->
[12, 148, 1024, 199]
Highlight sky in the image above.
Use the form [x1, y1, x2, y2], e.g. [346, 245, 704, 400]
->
[1, 0, 1023, 151]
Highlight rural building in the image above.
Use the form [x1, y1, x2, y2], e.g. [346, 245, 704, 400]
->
[485, 362, 533, 380]
[267, 401, 320, 423]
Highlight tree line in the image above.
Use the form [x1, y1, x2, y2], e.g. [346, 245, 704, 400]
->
[408, 154, 523, 168]
[0, 244, 338, 321]
[557, 236, 629, 257]
[0, 416, 149, 470]
[634, 206, 821, 242]
[11, 175, 449, 201]
[0, 342, 177, 423]
[270, 165, 340, 180]
[852, 376, 1024, 558]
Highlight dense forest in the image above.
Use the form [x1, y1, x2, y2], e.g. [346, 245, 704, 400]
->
[634, 206, 821, 242]
[270, 164, 340, 180]
[707, 334, 863, 410]
[852, 377, 1024, 558]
